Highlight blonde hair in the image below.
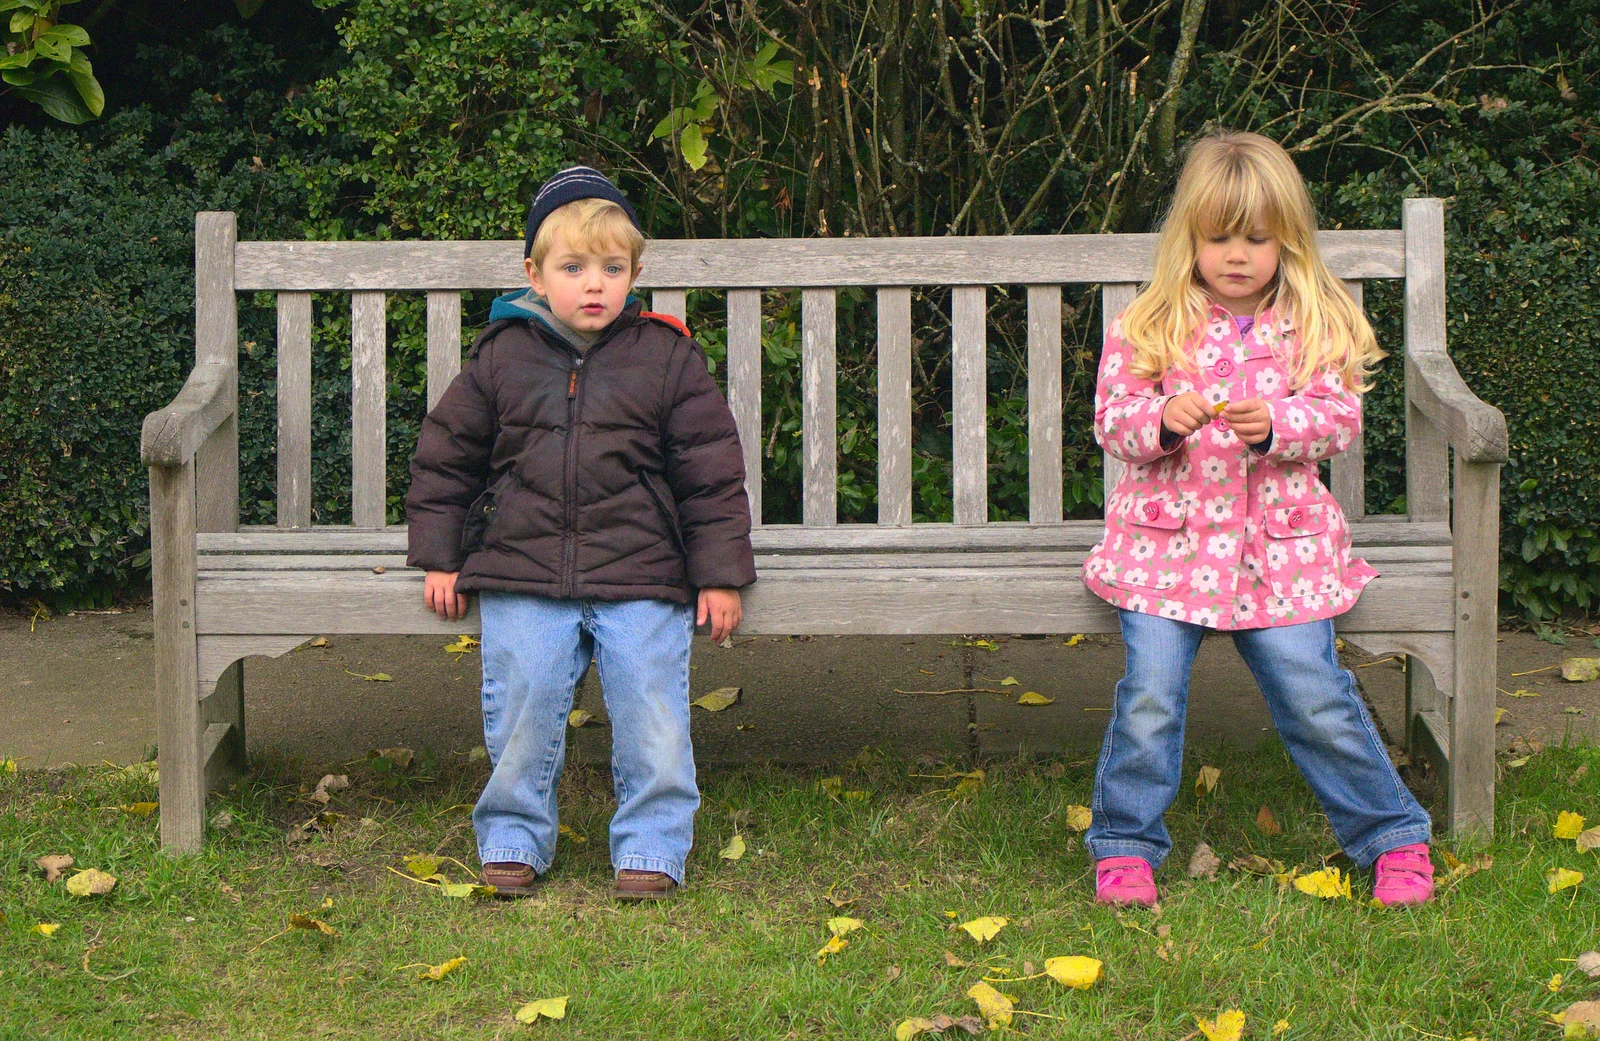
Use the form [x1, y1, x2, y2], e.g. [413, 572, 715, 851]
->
[1120, 131, 1383, 391]
[531, 197, 645, 270]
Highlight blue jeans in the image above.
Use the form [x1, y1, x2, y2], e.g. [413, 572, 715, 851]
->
[1085, 610, 1431, 870]
[474, 592, 699, 883]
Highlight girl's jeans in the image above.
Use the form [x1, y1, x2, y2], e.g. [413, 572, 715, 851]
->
[1085, 610, 1431, 870]
[473, 592, 699, 883]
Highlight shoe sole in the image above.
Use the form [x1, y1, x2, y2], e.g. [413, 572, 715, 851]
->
[485, 881, 538, 899]
[613, 887, 676, 901]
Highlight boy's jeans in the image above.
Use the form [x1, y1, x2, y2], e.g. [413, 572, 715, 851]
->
[1085, 610, 1431, 870]
[474, 592, 699, 883]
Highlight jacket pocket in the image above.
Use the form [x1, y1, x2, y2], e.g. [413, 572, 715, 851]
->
[1102, 498, 1192, 591]
[1262, 503, 1335, 598]
[460, 474, 510, 555]
[639, 470, 688, 558]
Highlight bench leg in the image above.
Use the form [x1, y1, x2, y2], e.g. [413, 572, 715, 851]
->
[151, 462, 206, 852]
[202, 659, 248, 794]
[1448, 457, 1499, 841]
[1404, 656, 1449, 772]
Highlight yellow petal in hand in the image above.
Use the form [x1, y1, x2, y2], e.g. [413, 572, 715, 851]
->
[959, 916, 1008, 943]
[1044, 955, 1103, 989]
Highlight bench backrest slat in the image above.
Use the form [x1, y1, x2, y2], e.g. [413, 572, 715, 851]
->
[801, 289, 838, 527]
[1026, 285, 1064, 524]
[1403, 198, 1451, 523]
[726, 289, 765, 527]
[275, 291, 312, 528]
[1099, 283, 1139, 496]
[425, 291, 463, 412]
[876, 288, 915, 527]
[351, 291, 387, 527]
[952, 286, 988, 525]
[1330, 280, 1367, 520]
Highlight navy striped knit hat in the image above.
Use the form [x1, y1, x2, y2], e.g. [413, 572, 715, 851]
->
[523, 166, 641, 258]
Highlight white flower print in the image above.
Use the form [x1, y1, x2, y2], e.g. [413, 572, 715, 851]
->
[1129, 462, 1151, 480]
[1191, 565, 1221, 594]
[1265, 542, 1289, 570]
[1280, 441, 1304, 460]
[1200, 457, 1230, 484]
[1167, 533, 1192, 557]
[1123, 432, 1139, 454]
[1207, 317, 1229, 339]
[1242, 552, 1262, 577]
[1309, 437, 1332, 459]
[1206, 532, 1239, 558]
[1174, 461, 1193, 482]
[1234, 596, 1256, 621]
[1196, 343, 1222, 368]
[1254, 368, 1282, 396]
[1189, 606, 1220, 627]
[1285, 406, 1308, 433]
[1203, 496, 1234, 523]
[1335, 428, 1353, 451]
[1291, 577, 1316, 598]
[1208, 425, 1236, 447]
[1306, 593, 1326, 611]
[1266, 598, 1295, 619]
[1202, 383, 1228, 408]
[1126, 594, 1149, 613]
[1103, 350, 1124, 377]
[1158, 599, 1187, 620]
[1141, 424, 1161, 449]
[1294, 537, 1319, 564]
[1122, 567, 1149, 586]
[1110, 317, 1124, 339]
[1285, 471, 1308, 499]
[1319, 571, 1341, 594]
[1232, 342, 1250, 364]
[1156, 570, 1180, 588]
[1259, 478, 1281, 505]
[1131, 536, 1157, 562]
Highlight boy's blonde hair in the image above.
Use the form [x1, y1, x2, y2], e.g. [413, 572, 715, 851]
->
[530, 197, 645, 271]
[1120, 131, 1383, 391]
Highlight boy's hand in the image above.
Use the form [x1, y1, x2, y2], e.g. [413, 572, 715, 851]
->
[697, 587, 742, 643]
[1161, 392, 1216, 437]
[1222, 398, 1272, 445]
[424, 570, 470, 621]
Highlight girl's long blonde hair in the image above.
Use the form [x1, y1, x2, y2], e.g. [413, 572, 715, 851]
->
[1120, 131, 1383, 391]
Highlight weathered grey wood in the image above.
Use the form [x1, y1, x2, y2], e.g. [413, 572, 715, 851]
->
[197, 518, 1456, 555]
[1027, 285, 1064, 523]
[1330, 280, 1365, 520]
[276, 292, 312, 528]
[426, 290, 463, 412]
[200, 662, 246, 789]
[802, 289, 838, 526]
[952, 286, 988, 525]
[1403, 198, 1451, 522]
[1408, 351, 1509, 463]
[1413, 707, 1451, 774]
[876, 287, 913, 527]
[193, 567, 1454, 635]
[351, 292, 388, 528]
[1100, 284, 1139, 498]
[150, 460, 204, 852]
[198, 635, 313, 690]
[140, 361, 236, 468]
[651, 289, 687, 322]
[1450, 456, 1500, 838]
[726, 289, 763, 527]
[234, 230, 1406, 291]
[194, 213, 239, 534]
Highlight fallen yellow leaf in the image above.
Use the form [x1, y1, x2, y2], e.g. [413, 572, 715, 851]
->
[1549, 867, 1585, 894]
[119, 802, 158, 816]
[443, 634, 479, 654]
[967, 982, 1015, 1029]
[405, 854, 443, 879]
[66, 868, 117, 897]
[374, 747, 414, 768]
[959, 916, 1008, 943]
[514, 996, 569, 1023]
[1496, 706, 1507, 725]
[1197, 1009, 1246, 1041]
[1273, 1020, 1290, 1037]
[1044, 955, 1103, 989]
[1293, 867, 1352, 900]
[288, 913, 337, 936]
[815, 933, 849, 965]
[895, 1018, 937, 1041]
[31, 922, 60, 936]
[35, 854, 73, 882]
[690, 687, 741, 712]
[1065, 805, 1092, 832]
[416, 956, 468, 981]
[439, 882, 496, 899]
[567, 709, 594, 728]
[1195, 765, 1221, 796]
[308, 636, 329, 647]
[1556, 811, 1588, 840]
[1064, 634, 1085, 646]
[818, 776, 843, 797]
[1562, 657, 1600, 682]
[1, 757, 15, 774]
[1506, 688, 1540, 698]
[345, 670, 393, 682]
[999, 676, 1019, 686]
[1017, 691, 1054, 706]
[827, 916, 864, 938]
[1552, 973, 1567, 992]
[1578, 827, 1600, 853]
[1560, 1001, 1600, 1039]
[558, 823, 587, 844]
[720, 834, 746, 861]
[1255, 804, 1282, 836]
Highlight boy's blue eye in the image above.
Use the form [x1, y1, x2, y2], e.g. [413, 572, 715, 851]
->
[564, 264, 581, 274]
[606, 265, 624, 275]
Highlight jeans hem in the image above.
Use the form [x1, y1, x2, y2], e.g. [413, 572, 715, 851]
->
[615, 854, 685, 884]
[1084, 839, 1168, 870]
[1345, 823, 1433, 870]
[478, 847, 551, 875]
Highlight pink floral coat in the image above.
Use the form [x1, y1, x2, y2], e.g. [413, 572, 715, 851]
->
[1082, 304, 1377, 630]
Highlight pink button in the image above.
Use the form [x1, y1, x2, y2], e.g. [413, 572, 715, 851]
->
[1143, 502, 1160, 521]
[1288, 508, 1304, 526]
[1215, 359, 1234, 377]
[1216, 419, 1230, 432]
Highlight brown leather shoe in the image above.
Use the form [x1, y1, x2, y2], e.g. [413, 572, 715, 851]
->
[481, 861, 539, 898]
[613, 869, 677, 901]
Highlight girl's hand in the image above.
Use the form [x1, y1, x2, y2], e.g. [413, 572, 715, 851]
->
[1162, 392, 1216, 437]
[1223, 398, 1273, 445]
[697, 587, 743, 643]
[424, 570, 470, 621]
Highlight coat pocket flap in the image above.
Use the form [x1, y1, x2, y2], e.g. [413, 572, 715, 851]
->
[1129, 497, 1186, 530]
[1264, 503, 1328, 538]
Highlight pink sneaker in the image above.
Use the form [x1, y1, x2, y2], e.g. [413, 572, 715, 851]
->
[1373, 843, 1434, 906]
[1095, 856, 1158, 907]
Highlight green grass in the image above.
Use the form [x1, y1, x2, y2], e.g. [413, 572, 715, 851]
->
[2, 739, 1597, 1040]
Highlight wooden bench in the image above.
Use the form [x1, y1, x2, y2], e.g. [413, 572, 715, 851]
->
[141, 199, 1507, 851]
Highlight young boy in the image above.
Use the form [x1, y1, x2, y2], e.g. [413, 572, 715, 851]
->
[406, 166, 756, 901]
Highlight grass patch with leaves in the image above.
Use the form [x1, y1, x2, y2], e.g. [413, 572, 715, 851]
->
[2, 739, 1598, 1040]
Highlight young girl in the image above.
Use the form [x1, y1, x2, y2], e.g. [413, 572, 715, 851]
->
[1081, 131, 1434, 908]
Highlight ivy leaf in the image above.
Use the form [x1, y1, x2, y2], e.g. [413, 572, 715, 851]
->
[679, 124, 709, 171]
[827, 917, 864, 938]
[405, 855, 443, 879]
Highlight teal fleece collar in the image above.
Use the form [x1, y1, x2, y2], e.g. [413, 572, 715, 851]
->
[488, 288, 642, 349]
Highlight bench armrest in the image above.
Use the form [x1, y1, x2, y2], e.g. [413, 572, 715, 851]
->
[1406, 352, 1508, 464]
[141, 360, 237, 468]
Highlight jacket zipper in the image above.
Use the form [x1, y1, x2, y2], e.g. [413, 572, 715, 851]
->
[561, 354, 584, 598]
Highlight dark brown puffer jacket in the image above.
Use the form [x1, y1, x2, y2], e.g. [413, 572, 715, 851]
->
[405, 303, 756, 603]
